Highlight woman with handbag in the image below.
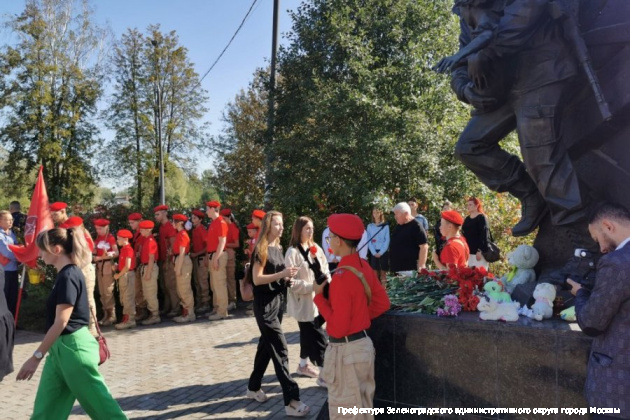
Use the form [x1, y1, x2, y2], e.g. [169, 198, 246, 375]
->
[462, 197, 491, 269]
[245, 211, 310, 417]
[285, 216, 329, 386]
[16, 227, 127, 419]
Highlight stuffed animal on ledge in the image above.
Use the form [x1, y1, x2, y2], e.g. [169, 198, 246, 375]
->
[498, 245, 539, 294]
[518, 282, 556, 321]
[483, 281, 512, 303]
[477, 295, 520, 322]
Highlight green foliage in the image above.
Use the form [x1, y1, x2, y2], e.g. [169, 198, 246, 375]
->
[0, 0, 110, 206]
[103, 25, 211, 209]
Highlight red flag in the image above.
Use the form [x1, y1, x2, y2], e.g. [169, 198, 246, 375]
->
[9, 166, 54, 268]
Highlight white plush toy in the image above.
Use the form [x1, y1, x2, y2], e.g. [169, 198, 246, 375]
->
[499, 245, 539, 294]
[477, 295, 520, 322]
[519, 282, 556, 321]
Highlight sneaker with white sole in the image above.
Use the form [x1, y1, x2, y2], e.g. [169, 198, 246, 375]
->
[245, 388, 268, 403]
[295, 363, 319, 378]
[227, 302, 236, 311]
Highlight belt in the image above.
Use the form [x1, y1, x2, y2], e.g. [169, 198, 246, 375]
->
[328, 330, 367, 343]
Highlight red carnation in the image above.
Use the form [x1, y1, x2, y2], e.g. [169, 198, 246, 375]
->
[309, 246, 317, 255]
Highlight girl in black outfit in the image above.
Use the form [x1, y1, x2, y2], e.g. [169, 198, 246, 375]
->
[245, 211, 310, 417]
[462, 197, 491, 269]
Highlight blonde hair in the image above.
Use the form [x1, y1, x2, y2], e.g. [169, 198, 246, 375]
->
[36, 227, 92, 268]
[252, 211, 282, 267]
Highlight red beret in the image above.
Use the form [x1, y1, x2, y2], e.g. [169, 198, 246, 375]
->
[251, 209, 266, 220]
[59, 216, 84, 229]
[206, 200, 221, 208]
[93, 218, 110, 227]
[441, 210, 464, 226]
[327, 214, 364, 240]
[139, 220, 154, 229]
[50, 202, 67, 212]
[246, 223, 259, 230]
[153, 205, 169, 212]
[116, 229, 133, 239]
[192, 209, 205, 218]
[172, 214, 187, 222]
[128, 213, 143, 221]
[220, 208, 231, 217]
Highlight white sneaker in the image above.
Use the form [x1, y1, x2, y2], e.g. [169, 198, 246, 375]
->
[245, 388, 268, 403]
[227, 302, 236, 311]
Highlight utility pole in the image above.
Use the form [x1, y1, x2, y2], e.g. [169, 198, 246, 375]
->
[264, 0, 279, 211]
[151, 39, 166, 205]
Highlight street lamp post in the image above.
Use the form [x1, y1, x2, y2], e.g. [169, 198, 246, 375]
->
[264, 0, 279, 210]
[151, 39, 166, 205]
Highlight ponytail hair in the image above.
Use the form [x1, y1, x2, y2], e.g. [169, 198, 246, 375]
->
[36, 227, 92, 267]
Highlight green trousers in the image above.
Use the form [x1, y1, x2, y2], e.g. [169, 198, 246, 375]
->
[32, 327, 127, 419]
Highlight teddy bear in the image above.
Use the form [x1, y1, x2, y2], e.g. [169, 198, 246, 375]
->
[477, 295, 520, 322]
[519, 282, 556, 321]
[498, 245, 539, 294]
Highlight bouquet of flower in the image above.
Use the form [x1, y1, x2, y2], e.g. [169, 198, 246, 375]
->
[387, 266, 493, 315]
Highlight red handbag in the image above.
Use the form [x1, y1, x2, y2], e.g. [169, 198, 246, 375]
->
[90, 307, 111, 365]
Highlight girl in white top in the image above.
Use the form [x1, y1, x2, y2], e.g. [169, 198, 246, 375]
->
[285, 216, 329, 386]
[366, 207, 390, 285]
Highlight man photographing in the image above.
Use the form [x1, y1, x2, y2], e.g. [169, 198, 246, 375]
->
[314, 214, 390, 420]
[568, 202, 630, 419]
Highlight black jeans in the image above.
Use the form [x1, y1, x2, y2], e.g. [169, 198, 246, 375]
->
[248, 292, 299, 406]
[297, 321, 327, 367]
[3, 271, 18, 318]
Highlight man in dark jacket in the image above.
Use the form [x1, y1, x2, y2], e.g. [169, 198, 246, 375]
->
[568, 202, 630, 419]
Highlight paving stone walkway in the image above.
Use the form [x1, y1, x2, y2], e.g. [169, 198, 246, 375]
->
[2, 309, 327, 419]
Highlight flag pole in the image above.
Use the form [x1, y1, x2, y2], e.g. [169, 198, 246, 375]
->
[14, 264, 26, 326]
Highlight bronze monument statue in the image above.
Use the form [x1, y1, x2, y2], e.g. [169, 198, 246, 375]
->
[437, 0, 630, 288]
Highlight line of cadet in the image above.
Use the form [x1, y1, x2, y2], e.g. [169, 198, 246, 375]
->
[47, 200, 265, 332]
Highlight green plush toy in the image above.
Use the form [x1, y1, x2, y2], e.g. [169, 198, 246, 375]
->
[560, 306, 576, 322]
[483, 281, 512, 303]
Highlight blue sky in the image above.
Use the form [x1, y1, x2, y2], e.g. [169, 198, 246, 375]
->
[0, 0, 298, 188]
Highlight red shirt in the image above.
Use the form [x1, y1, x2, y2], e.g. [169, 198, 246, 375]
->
[439, 236, 470, 268]
[94, 234, 116, 257]
[173, 230, 190, 255]
[227, 223, 239, 248]
[314, 253, 390, 339]
[140, 236, 158, 264]
[158, 222, 176, 262]
[206, 216, 228, 253]
[192, 224, 207, 254]
[118, 244, 136, 271]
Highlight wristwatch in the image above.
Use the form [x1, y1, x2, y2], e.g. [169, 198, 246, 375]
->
[33, 350, 44, 360]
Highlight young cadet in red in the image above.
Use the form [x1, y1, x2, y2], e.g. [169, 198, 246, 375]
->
[432, 210, 470, 270]
[172, 214, 195, 323]
[93, 219, 119, 326]
[139, 220, 161, 325]
[154, 205, 179, 317]
[205, 201, 229, 320]
[114, 229, 136, 330]
[221, 209, 240, 310]
[313, 214, 390, 420]
[128, 213, 148, 321]
[59, 216, 98, 336]
[251, 209, 265, 230]
[190, 209, 210, 313]
[49, 202, 69, 226]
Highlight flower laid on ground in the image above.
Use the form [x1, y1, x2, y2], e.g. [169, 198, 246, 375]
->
[387, 266, 493, 315]
[437, 294, 462, 317]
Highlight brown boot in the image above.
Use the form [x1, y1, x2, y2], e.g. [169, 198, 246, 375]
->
[99, 310, 116, 326]
[135, 307, 148, 322]
[115, 314, 137, 330]
[174, 308, 196, 323]
[142, 312, 161, 326]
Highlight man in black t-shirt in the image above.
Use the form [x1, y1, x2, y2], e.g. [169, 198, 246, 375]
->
[390, 202, 428, 273]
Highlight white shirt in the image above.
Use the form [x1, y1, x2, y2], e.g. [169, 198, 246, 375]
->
[616, 236, 630, 251]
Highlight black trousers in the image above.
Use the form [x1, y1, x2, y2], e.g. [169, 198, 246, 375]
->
[297, 321, 327, 366]
[248, 292, 299, 406]
[3, 271, 18, 318]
